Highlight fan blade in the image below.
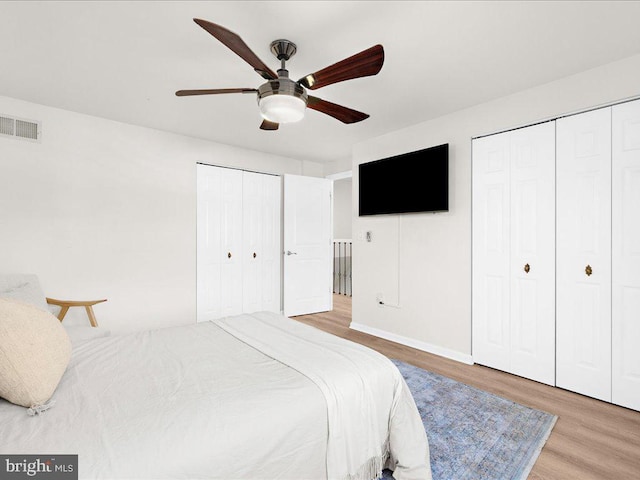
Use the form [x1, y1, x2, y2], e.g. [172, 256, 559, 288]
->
[175, 88, 256, 97]
[260, 120, 279, 131]
[307, 96, 369, 124]
[193, 19, 278, 80]
[298, 45, 384, 90]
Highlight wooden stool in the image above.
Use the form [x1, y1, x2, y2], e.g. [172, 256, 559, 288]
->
[46, 298, 107, 327]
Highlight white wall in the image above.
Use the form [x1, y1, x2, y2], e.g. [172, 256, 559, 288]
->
[352, 54, 640, 362]
[333, 178, 352, 240]
[0, 96, 315, 332]
[301, 160, 325, 178]
[324, 158, 352, 177]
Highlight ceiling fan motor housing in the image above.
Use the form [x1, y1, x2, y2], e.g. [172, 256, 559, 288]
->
[257, 77, 307, 101]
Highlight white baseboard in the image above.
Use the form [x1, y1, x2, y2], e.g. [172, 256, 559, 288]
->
[350, 322, 474, 365]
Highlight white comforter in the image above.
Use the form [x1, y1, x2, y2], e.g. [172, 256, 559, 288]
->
[0, 312, 431, 480]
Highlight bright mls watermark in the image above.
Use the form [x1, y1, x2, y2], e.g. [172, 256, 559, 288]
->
[1, 455, 77, 480]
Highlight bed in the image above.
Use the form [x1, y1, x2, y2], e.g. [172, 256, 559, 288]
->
[0, 309, 431, 480]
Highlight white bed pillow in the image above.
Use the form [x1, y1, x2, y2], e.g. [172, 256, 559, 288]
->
[0, 298, 72, 408]
[0, 274, 49, 311]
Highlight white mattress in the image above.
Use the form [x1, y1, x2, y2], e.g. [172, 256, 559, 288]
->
[0, 313, 430, 479]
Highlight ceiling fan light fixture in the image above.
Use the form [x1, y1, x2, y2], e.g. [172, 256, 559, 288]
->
[258, 78, 307, 124]
[259, 94, 306, 123]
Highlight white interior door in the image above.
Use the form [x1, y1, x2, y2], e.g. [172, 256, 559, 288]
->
[197, 164, 243, 321]
[472, 131, 511, 373]
[556, 107, 612, 402]
[508, 122, 556, 386]
[612, 99, 640, 411]
[283, 174, 333, 317]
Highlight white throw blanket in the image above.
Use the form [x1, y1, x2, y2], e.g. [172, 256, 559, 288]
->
[214, 311, 431, 480]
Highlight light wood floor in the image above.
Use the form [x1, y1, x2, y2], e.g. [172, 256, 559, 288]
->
[293, 295, 640, 480]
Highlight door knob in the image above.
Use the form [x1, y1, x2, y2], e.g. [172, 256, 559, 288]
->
[286, 250, 297, 256]
[227, 252, 232, 259]
[524, 263, 530, 274]
[585, 265, 592, 276]
[253, 252, 257, 258]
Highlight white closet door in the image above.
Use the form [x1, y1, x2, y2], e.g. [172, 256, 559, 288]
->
[242, 171, 281, 314]
[472, 132, 511, 373]
[259, 173, 282, 313]
[242, 171, 264, 313]
[508, 122, 556, 386]
[473, 123, 555, 385]
[612, 99, 640, 411]
[556, 107, 612, 402]
[197, 165, 243, 321]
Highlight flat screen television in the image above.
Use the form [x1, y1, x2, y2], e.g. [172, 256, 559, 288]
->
[358, 143, 449, 216]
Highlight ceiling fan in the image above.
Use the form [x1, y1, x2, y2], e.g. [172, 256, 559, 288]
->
[175, 18, 385, 131]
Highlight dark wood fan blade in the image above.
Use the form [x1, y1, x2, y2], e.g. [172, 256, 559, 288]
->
[193, 18, 277, 80]
[307, 96, 369, 124]
[175, 88, 257, 97]
[298, 45, 384, 90]
[260, 120, 279, 131]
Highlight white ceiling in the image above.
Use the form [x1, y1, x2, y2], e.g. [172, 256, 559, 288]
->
[2, 1, 640, 164]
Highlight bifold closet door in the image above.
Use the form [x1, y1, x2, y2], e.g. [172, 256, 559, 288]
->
[197, 165, 282, 322]
[473, 131, 511, 373]
[556, 107, 612, 402]
[508, 124, 556, 385]
[612, 99, 640, 411]
[242, 171, 281, 314]
[472, 121, 555, 386]
[197, 165, 243, 321]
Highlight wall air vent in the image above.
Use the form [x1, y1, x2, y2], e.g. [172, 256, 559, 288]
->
[0, 115, 41, 142]
[0, 116, 14, 136]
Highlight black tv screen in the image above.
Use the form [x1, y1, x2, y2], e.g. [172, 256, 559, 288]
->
[358, 143, 449, 216]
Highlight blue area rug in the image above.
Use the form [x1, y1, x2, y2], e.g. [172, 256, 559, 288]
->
[381, 360, 557, 480]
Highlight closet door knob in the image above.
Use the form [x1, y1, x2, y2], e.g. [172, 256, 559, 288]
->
[227, 252, 232, 259]
[253, 252, 257, 258]
[524, 263, 530, 274]
[585, 265, 592, 276]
